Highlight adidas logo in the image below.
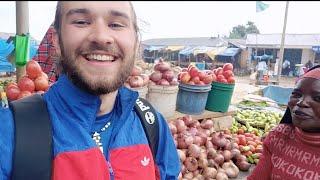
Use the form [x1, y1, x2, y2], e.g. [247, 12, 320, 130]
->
[141, 156, 150, 166]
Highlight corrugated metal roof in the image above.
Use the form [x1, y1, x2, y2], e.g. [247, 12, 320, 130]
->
[246, 34, 320, 47]
[142, 37, 228, 47]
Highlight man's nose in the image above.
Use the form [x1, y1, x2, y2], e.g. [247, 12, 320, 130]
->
[88, 20, 115, 45]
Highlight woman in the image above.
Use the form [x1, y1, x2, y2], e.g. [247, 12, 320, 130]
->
[248, 65, 320, 179]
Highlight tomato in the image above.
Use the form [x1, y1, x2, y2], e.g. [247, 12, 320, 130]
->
[39, 72, 49, 80]
[247, 140, 257, 147]
[215, 67, 223, 76]
[26, 60, 43, 79]
[5, 86, 21, 101]
[5, 82, 18, 92]
[189, 67, 199, 78]
[255, 145, 263, 153]
[18, 76, 35, 92]
[237, 128, 245, 134]
[238, 135, 247, 146]
[223, 63, 233, 71]
[198, 71, 206, 81]
[202, 75, 213, 84]
[248, 145, 256, 153]
[211, 73, 217, 82]
[191, 76, 200, 84]
[34, 76, 49, 91]
[17, 91, 32, 100]
[227, 76, 235, 84]
[180, 72, 191, 84]
[223, 70, 234, 79]
[244, 133, 254, 137]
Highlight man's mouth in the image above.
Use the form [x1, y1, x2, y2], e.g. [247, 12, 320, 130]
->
[84, 54, 117, 62]
[293, 110, 312, 118]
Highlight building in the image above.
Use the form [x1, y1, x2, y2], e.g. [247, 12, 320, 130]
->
[246, 33, 320, 75]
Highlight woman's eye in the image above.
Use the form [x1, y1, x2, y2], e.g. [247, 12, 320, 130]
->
[291, 91, 301, 98]
[314, 96, 320, 102]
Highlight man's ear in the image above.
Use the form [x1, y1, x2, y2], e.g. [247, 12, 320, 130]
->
[52, 29, 61, 57]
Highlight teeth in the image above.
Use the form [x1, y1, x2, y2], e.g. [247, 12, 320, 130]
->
[86, 54, 115, 61]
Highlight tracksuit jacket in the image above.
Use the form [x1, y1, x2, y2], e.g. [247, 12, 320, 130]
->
[0, 74, 180, 180]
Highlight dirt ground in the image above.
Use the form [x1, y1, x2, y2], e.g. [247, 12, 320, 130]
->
[231, 75, 296, 105]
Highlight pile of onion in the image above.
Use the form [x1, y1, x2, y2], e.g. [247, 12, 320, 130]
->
[168, 115, 250, 179]
[125, 65, 149, 88]
[149, 59, 179, 86]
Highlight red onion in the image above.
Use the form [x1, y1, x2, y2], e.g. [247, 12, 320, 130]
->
[131, 65, 142, 76]
[202, 167, 217, 179]
[236, 160, 251, 171]
[198, 157, 208, 169]
[193, 136, 202, 146]
[211, 132, 228, 149]
[157, 79, 170, 86]
[149, 71, 162, 83]
[162, 70, 175, 82]
[222, 150, 232, 162]
[188, 144, 201, 158]
[205, 140, 214, 149]
[200, 119, 214, 129]
[207, 148, 217, 159]
[177, 149, 186, 162]
[214, 154, 225, 166]
[182, 115, 194, 126]
[129, 75, 144, 88]
[168, 123, 177, 134]
[184, 157, 198, 172]
[175, 119, 187, 133]
[231, 149, 241, 158]
[183, 172, 193, 179]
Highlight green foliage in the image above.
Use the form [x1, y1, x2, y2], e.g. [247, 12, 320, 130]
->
[229, 21, 260, 39]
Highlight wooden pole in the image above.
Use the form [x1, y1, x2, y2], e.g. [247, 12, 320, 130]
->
[277, 1, 289, 82]
[15, 1, 29, 81]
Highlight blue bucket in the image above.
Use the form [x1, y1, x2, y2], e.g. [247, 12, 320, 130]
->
[176, 83, 211, 115]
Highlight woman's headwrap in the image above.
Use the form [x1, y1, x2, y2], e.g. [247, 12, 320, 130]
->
[280, 65, 320, 124]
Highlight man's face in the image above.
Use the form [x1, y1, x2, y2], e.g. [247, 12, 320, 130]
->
[57, 1, 137, 95]
[288, 78, 320, 132]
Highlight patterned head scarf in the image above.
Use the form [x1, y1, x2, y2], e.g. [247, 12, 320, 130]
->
[280, 65, 320, 124]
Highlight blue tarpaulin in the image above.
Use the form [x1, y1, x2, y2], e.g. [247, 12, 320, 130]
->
[217, 47, 240, 57]
[0, 56, 15, 73]
[262, 85, 294, 105]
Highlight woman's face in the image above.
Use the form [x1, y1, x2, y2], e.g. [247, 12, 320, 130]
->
[288, 77, 320, 132]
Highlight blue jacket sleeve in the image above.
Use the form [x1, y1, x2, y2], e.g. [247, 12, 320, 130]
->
[0, 107, 14, 180]
[155, 112, 180, 180]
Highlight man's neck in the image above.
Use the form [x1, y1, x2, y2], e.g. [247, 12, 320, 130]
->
[98, 90, 118, 116]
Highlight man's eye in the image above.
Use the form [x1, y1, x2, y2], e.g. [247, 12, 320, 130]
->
[109, 23, 125, 28]
[72, 20, 90, 25]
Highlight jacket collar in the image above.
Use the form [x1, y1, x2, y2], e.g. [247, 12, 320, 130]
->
[44, 74, 139, 132]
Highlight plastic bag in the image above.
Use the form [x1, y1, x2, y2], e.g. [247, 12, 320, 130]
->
[14, 34, 30, 67]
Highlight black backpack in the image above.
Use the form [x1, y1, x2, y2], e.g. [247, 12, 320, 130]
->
[9, 93, 159, 180]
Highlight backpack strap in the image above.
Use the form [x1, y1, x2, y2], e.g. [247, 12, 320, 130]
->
[9, 94, 52, 180]
[134, 98, 159, 161]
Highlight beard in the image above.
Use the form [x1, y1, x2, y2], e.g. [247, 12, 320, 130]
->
[59, 38, 135, 95]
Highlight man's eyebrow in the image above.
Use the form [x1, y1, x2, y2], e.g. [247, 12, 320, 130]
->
[109, 10, 130, 20]
[66, 8, 90, 17]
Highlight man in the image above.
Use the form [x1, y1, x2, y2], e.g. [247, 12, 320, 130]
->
[0, 2, 180, 179]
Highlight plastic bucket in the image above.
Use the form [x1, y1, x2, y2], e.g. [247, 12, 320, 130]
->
[205, 82, 235, 112]
[176, 83, 211, 115]
[131, 86, 148, 99]
[147, 84, 179, 118]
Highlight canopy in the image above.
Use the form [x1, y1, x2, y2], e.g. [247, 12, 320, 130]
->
[179, 46, 196, 55]
[205, 46, 227, 60]
[0, 56, 15, 73]
[165, 45, 184, 51]
[253, 54, 273, 61]
[312, 46, 320, 53]
[217, 47, 241, 57]
[145, 45, 167, 51]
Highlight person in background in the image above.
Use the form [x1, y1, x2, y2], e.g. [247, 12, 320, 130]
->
[282, 59, 291, 76]
[255, 59, 267, 80]
[0, 1, 180, 179]
[248, 65, 320, 179]
[305, 60, 314, 70]
[31, 23, 60, 83]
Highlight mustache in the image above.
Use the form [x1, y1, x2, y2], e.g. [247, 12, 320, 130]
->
[76, 43, 124, 58]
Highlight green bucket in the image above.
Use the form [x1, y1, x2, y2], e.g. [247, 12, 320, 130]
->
[205, 82, 235, 112]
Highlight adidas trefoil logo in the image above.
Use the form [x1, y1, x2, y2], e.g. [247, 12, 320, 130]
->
[141, 156, 150, 166]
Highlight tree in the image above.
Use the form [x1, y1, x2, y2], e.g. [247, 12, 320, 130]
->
[229, 21, 260, 39]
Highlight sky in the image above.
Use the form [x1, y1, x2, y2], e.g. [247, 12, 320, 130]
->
[1, 1, 320, 42]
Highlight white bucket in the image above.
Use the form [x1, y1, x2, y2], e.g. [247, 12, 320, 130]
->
[131, 86, 148, 99]
[147, 84, 179, 119]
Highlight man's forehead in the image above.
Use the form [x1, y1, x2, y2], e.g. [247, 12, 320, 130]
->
[61, 1, 133, 18]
